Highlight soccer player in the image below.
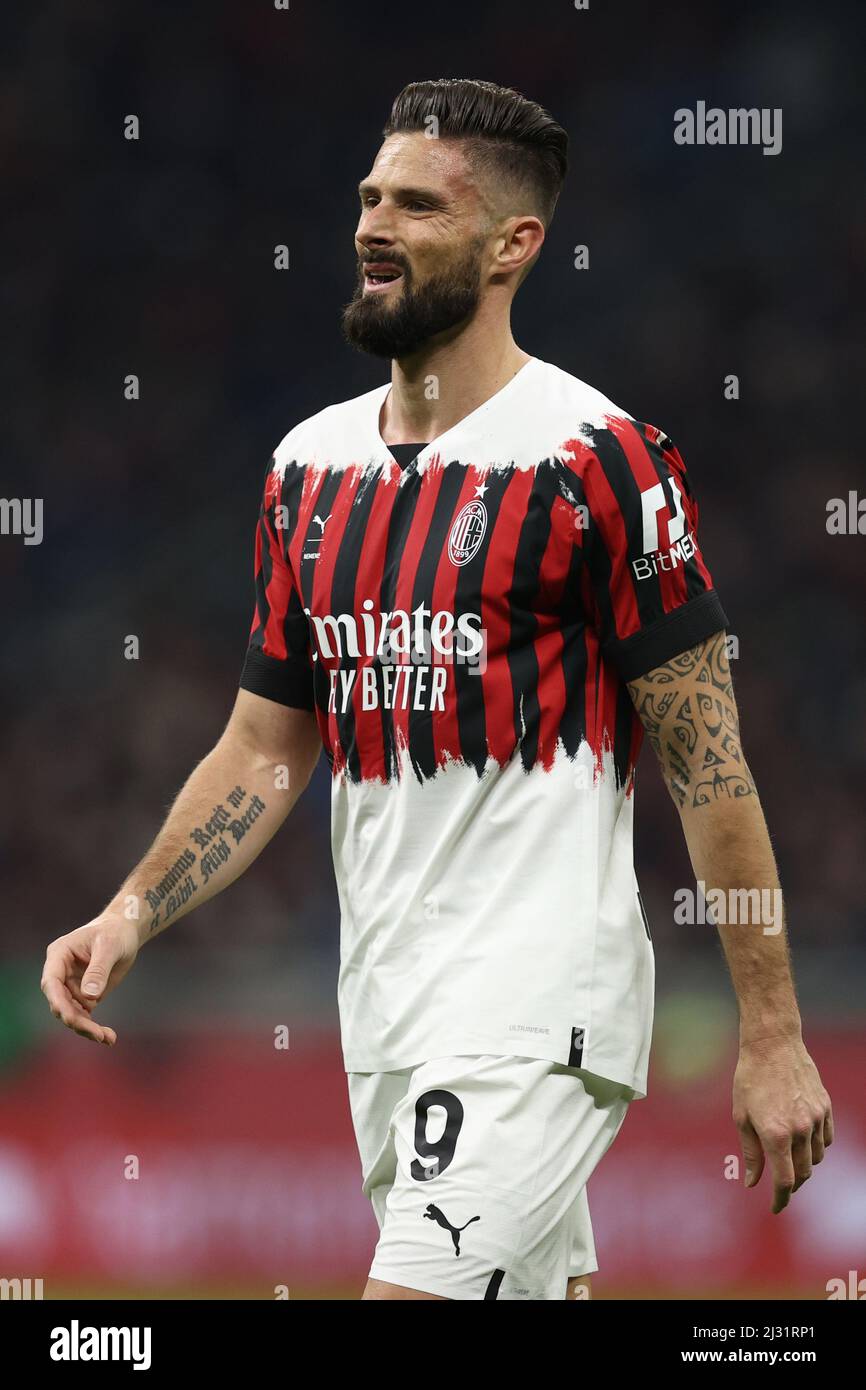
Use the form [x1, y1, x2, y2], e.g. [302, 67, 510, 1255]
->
[42, 78, 833, 1301]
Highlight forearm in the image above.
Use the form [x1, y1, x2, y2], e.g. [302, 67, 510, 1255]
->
[103, 732, 304, 943]
[628, 631, 800, 1048]
[679, 787, 800, 1046]
[627, 635, 832, 1211]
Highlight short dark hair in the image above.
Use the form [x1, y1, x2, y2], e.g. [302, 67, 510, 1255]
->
[383, 78, 568, 227]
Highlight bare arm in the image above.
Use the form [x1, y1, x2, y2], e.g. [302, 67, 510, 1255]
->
[627, 630, 833, 1211]
[41, 690, 321, 1045]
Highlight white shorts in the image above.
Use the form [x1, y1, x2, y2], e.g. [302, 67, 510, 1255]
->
[347, 1053, 632, 1301]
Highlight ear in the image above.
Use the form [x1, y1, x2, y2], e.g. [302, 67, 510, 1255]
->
[492, 215, 546, 283]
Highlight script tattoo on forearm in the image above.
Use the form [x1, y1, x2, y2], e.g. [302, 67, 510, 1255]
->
[627, 632, 757, 811]
[142, 784, 267, 933]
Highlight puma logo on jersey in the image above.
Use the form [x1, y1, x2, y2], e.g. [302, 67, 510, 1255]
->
[303, 513, 333, 559]
[422, 1203, 481, 1256]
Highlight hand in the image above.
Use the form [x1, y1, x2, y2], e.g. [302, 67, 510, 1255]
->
[733, 1034, 833, 1213]
[41, 914, 141, 1045]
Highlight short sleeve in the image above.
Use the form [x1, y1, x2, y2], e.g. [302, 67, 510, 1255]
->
[580, 418, 728, 681]
[238, 458, 315, 710]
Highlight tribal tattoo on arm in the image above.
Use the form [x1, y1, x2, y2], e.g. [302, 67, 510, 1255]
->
[626, 630, 757, 811]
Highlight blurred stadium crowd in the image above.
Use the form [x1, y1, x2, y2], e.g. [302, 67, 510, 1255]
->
[2, 0, 864, 1049]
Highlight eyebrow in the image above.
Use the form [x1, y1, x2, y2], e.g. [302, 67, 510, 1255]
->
[357, 181, 446, 204]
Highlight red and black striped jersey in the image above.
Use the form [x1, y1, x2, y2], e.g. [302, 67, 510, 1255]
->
[239, 356, 727, 1093]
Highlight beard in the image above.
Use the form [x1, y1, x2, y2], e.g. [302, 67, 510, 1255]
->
[341, 239, 485, 359]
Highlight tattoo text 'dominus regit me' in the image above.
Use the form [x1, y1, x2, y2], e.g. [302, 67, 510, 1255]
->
[143, 784, 267, 932]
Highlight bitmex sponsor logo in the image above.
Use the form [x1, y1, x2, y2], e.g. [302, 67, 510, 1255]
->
[632, 533, 698, 580]
[50, 1320, 152, 1370]
[304, 600, 484, 665]
[633, 476, 697, 579]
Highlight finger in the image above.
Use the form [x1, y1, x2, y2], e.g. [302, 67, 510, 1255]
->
[81, 937, 121, 1000]
[767, 1141, 796, 1214]
[48, 984, 114, 1045]
[790, 1130, 813, 1193]
[59, 1003, 109, 1043]
[811, 1117, 826, 1167]
[69, 1013, 117, 1046]
[739, 1119, 765, 1189]
[823, 1103, 834, 1148]
[41, 950, 75, 1015]
[66, 999, 117, 1045]
[66, 978, 98, 1011]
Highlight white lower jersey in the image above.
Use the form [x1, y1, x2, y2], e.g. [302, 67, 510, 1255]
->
[348, 1053, 632, 1301]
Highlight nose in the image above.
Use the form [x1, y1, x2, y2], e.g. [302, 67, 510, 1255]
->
[356, 200, 396, 252]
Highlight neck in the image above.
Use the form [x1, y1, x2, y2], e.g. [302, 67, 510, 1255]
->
[379, 308, 531, 445]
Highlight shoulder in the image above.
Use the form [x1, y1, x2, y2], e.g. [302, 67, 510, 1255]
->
[533, 357, 632, 427]
[270, 379, 388, 474]
[536, 361, 688, 479]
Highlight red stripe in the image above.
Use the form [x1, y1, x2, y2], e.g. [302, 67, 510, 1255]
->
[261, 497, 295, 662]
[281, 467, 338, 763]
[533, 494, 573, 769]
[626, 717, 643, 796]
[584, 629, 603, 782]
[606, 417, 688, 611]
[666, 439, 713, 589]
[295, 465, 363, 775]
[427, 455, 485, 767]
[566, 432, 642, 642]
[480, 467, 537, 765]
[350, 471, 402, 783]
[390, 464, 448, 768]
[599, 656, 619, 771]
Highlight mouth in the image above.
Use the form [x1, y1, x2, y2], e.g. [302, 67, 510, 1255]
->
[363, 263, 404, 294]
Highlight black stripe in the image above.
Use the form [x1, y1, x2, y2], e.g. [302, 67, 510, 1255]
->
[504, 465, 562, 772]
[587, 425, 665, 634]
[611, 680, 635, 790]
[293, 466, 345, 723]
[240, 460, 316, 708]
[637, 887, 652, 941]
[378, 469, 426, 782]
[328, 464, 389, 783]
[567, 1026, 585, 1067]
[634, 423, 708, 602]
[483, 1269, 506, 1300]
[406, 463, 469, 781]
[557, 539, 589, 759]
[611, 588, 729, 682]
[451, 471, 511, 777]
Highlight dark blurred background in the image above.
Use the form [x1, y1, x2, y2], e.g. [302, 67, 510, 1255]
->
[1, 0, 863, 1297]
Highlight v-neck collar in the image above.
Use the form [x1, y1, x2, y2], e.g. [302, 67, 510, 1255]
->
[370, 355, 541, 474]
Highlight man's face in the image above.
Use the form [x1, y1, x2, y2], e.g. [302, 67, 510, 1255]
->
[342, 132, 491, 359]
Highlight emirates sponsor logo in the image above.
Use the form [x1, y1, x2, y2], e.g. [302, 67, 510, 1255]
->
[448, 499, 487, 566]
[305, 600, 485, 665]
